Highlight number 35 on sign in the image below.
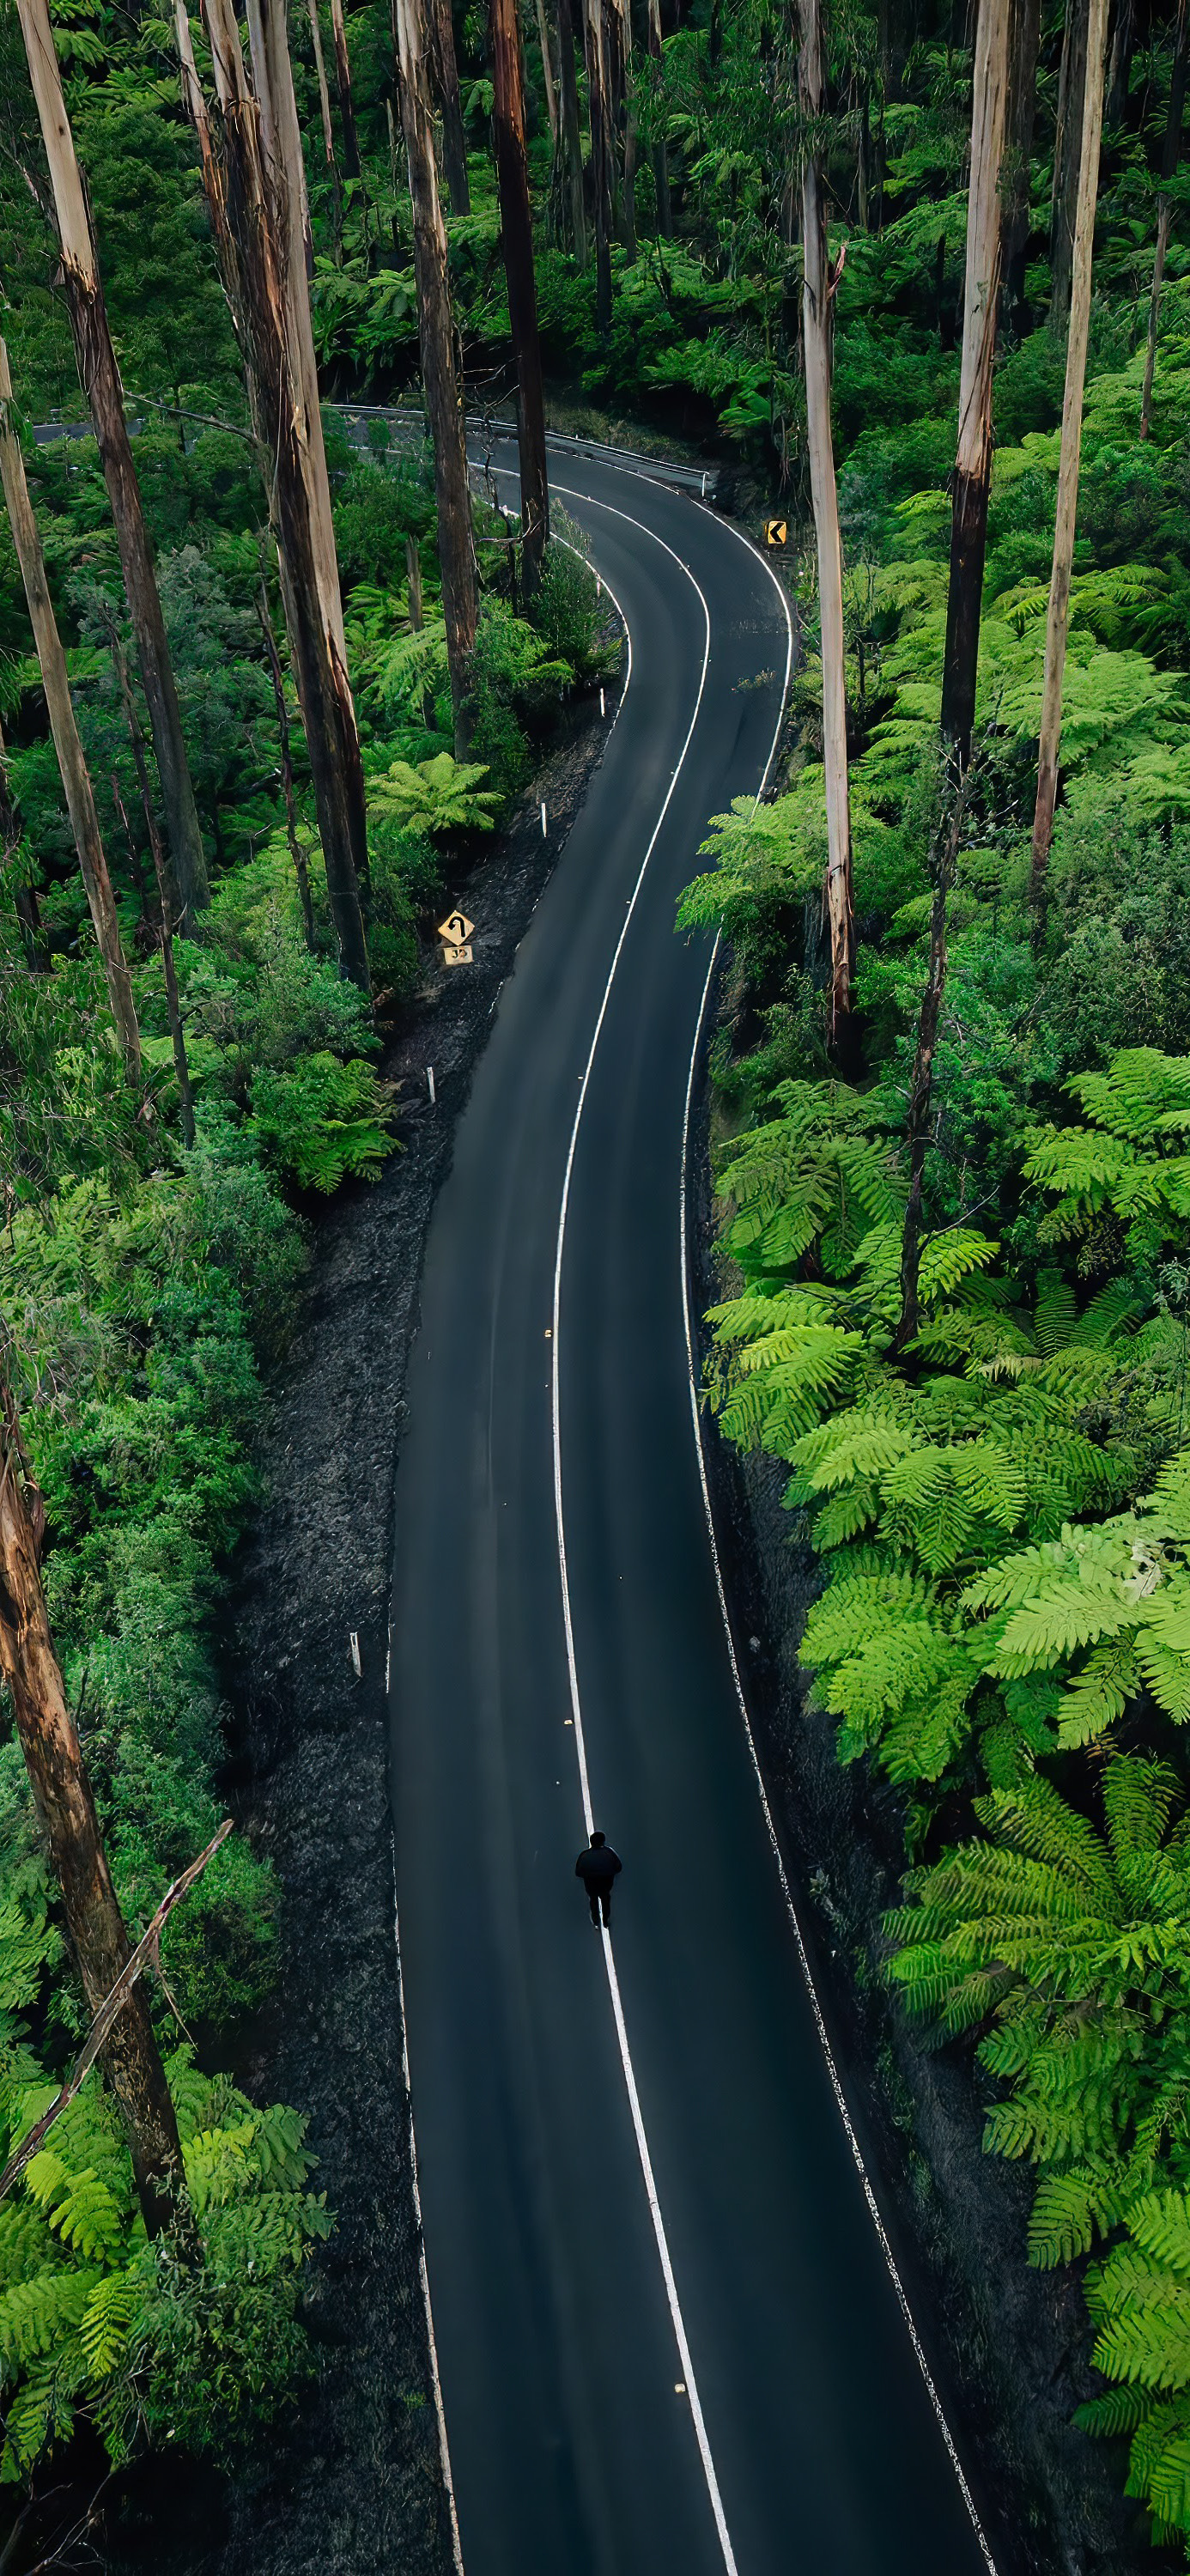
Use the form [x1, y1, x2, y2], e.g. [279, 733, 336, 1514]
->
[438, 909, 474, 966]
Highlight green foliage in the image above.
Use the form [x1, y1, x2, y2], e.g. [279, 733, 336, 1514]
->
[0, 1892, 331, 2485]
[250, 1052, 398, 1192]
[368, 750, 501, 837]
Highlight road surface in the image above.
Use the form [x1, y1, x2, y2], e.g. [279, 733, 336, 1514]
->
[388, 440, 997, 2576]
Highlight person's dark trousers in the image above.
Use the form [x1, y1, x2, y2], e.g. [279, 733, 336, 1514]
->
[589, 1891, 611, 1928]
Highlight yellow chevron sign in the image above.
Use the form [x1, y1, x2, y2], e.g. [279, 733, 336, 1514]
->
[763, 518, 787, 550]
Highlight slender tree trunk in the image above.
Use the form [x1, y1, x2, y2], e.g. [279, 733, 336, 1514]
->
[1051, 0, 1090, 329]
[1003, 0, 1041, 326]
[394, 0, 480, 744]
[1030, 0, 1109, 905]
[798, 0, 853, 1036]
[585, 0, 615, 330]
[939, 0, 1011, 761]
[1141, 0, 1187, 436]
[428, 0, 472, 210]
[182, 0, 371, 988]
[0, 720, 43, 971]
[491, 0, 550, 591]
[0, 1382, 187, 2238]
[100, 613, 195, 1147]
[307, 0, 344, 255]
[894, 785, 966, 1355]
[534, 0, 560, 145]
[256, 584, 317, 947]
[1107, 0, 1136, 125]
[17, 0, 209, 927]
[0, 336, 141, 1080]
[556, 0, 589, 262]
[327, 0, 361, 176]
[645, 0, 671, 233]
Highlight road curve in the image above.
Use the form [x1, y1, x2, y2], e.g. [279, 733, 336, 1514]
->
[387, 447, 995, 2576]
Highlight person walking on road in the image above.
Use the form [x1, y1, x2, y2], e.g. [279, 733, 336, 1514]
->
[576, 1830, 622, 1929]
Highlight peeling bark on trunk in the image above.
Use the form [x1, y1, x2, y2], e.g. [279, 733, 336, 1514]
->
[328, 0, 361, 177]
[1052, 0, 1091, 330]
[0, 1382, 186, 2239]
[1141, 0, 1187, 437]
[0, 334, 141, 1080]
[1030, 0, 1109, 906]
[17, 0, 209, 929]
[939, 0, 1011, 761]
[798, 0, 853, 1037]
[182, 0, 370, 988]
[257, 582, 317, 948]
[556, 0, 589, 262]
[1003, 0, 1041, 325]
[491, 0, 550, 591]
[584, 0, 614, 331]
[395, 0, 480, 744]
[428, 0, 472, 211]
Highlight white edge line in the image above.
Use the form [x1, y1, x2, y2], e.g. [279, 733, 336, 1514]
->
[548, 501, 741, 2576]
[677, 544, 1001, 2576]
[390, 1841, 465, 2573]
[386, 491, 634, 2576]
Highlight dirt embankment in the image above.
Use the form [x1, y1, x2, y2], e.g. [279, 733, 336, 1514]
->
[107, 685, 620, 2576]
[686, 976, 1165, 2576]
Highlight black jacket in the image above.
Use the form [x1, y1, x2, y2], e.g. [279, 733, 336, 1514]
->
[575, 1844, 622, 1892]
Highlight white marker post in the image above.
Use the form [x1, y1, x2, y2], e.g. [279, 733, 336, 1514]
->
[540, 802, 547, 837]
[600, 687, 606, 717]
[427, 1066, 436, 1105]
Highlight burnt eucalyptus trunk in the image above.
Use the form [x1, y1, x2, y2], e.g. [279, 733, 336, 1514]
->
[939, 0, 1011, 761]
[395, 0, 480, 743]
[584, 0, 615, 331]
[894, 783, 966, 1355]
[104, 616, 197, 1149]
[1107, 0, 1138, 125]
[17, 0, 209, 928]
[1052, 0, 1091, 329]
[0, 1383, 187, 2238]
[1140, 0, 1188, 437]
[180, 0, 370, 988]
[257, 581, 317, 947]
[645, 0, 671, 234]
[0, 333, 141, 1079]
[428, 0, 472, 210]
[491, 0, 550, 590]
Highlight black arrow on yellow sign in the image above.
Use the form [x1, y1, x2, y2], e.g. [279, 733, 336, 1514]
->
[763, 519, 787, 550]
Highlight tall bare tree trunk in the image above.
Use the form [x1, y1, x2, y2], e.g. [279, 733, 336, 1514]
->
[798, 0, 853, 1036]
[428, 0, 472, 211]
[328, 0, 361, 176]
[395, 0, 480, 744]
[584, 0, 615, 331]
[556, 0, 589, 262]
[181, 0, 370, 987]
[1003, 0, 1041, 325]
[1030, 0, 1109, 906]
[645, 0, 671, 233]
[1051, 0, 1091, 329]
[894, 781, 967, 1354]
[0, 1382, 186, 2237]
[307, 0, 344, 253]
[0, 721, 45, 971]
[0, 335, 141, 1081]
[939, 0, 1011, 761]
[17, 0, 209, 928]
[534, 0, 560, 146]
[1141, 0, 1187, 436]
[103, 613, 197, 1149]
[491, 0, 550, 590]
[257, 582, 317, 947]
[1107, 0, 1136, 125]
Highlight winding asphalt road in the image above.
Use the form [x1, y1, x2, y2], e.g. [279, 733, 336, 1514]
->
[387, 441, 997, 2576]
